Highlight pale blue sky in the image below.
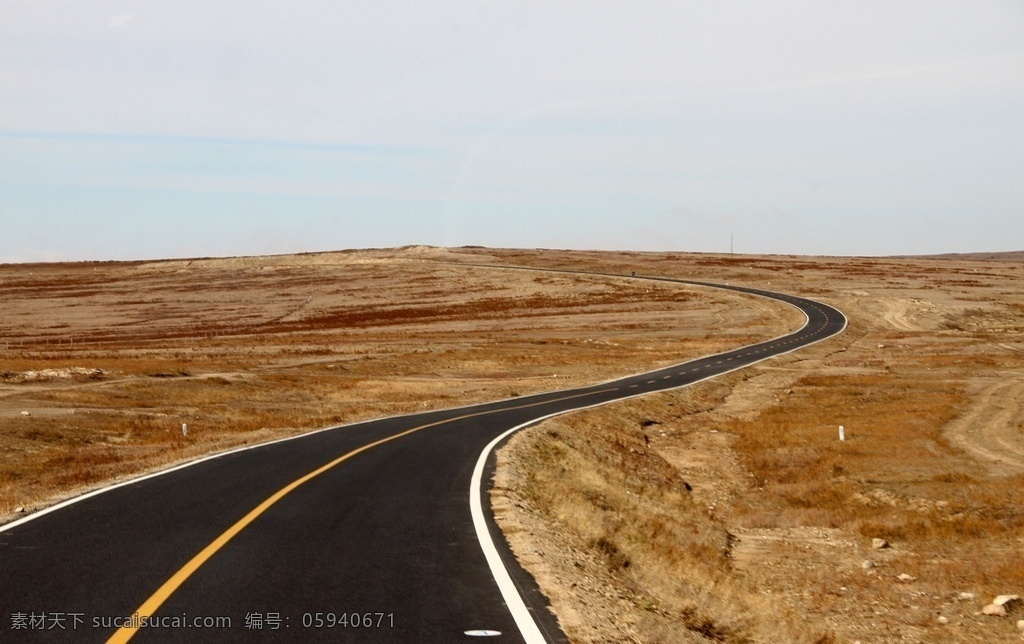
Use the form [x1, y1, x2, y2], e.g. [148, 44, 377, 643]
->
[2, 1, 1022, 262]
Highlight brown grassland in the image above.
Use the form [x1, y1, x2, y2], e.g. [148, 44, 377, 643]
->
[2, 246, 1023, 642]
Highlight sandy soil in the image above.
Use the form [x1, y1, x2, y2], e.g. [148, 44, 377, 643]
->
[943, 376, 1024, 476]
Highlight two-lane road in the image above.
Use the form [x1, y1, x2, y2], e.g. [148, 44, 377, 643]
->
[0, 273, 845, 642]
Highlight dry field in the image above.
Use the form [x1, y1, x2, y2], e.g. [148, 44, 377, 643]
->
[2, 246, 1023, 643]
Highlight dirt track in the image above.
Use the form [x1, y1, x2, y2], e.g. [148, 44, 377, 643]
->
[944, 375, 1024, 476]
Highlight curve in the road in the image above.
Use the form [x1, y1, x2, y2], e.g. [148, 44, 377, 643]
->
[0, 272, 845, 643]
[467, 273, 847, 642]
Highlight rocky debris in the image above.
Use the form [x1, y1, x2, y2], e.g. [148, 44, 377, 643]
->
[982, 595, 1021, 617]
[14, 506, 25, 514]
[1016, 618, 1024, 632]
[861, 560, 876, 571]
[872, 538, 890, 549]
[959, 592, 976, 601]
[4, 367, 104, 382]
[852, 488, 901, 508]
[937, 615, 949, 625]
[896, 573, 917, 583]
[997, 595, 1022, 609]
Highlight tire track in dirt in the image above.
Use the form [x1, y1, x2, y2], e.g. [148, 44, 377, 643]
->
[877, 297, 931, 332]
[943, 375, 1024, 475]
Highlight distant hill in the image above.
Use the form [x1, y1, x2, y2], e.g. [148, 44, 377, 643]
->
[904, 251, 1024, 262]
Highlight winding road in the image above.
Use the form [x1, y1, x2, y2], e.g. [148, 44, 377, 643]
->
[0, 273, 846, 642]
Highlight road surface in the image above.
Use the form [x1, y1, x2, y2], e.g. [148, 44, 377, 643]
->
[0, 273, 846, 642]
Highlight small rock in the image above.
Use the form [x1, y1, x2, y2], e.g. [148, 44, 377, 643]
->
[994, 595, 1022, 610]
[959, 592, 976, 601]
[1016, 618, 1024, 631]
[897, 573, 917, 583]
[862, 560, 876, 570]
[983, 603, 1007, 617]
[20, 411, 30, 416]
[14, 506, 25, 513]
[937, 616, 949, 625]
[872, 538, 890, 549]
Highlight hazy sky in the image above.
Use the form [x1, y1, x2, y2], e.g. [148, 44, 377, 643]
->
[2, 1, 1022, 262]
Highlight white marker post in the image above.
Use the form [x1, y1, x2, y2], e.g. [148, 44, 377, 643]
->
[839, 425, 845, 441]
[182, 423, 188, 437]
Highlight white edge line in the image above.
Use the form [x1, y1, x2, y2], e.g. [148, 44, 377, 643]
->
[0, 385, 562, 534]
[470, 289, 846, 643]
[0, 351, 617, 534]
[0, 420, 357, 534]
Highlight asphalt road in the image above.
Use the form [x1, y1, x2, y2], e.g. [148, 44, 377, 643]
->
[0, 274, 846, 642]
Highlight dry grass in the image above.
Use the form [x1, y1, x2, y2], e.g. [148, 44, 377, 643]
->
[493, 250, 1024, 643]
[496, 399, 837, 643]
[4, 246, 1024, 643]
